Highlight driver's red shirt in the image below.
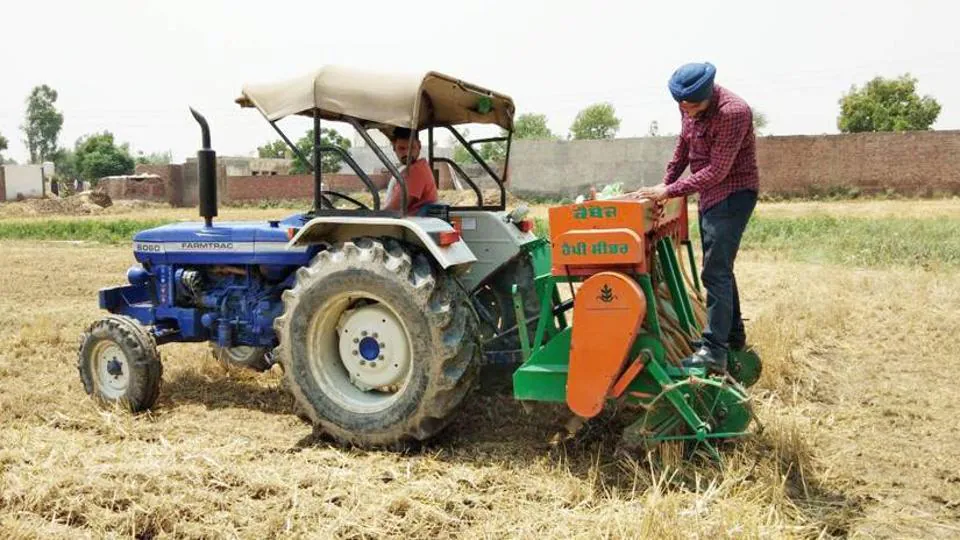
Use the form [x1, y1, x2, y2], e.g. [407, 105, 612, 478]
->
[385, 158, 438, 214]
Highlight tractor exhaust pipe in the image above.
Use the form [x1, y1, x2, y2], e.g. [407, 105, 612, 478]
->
[190, 107, 217, 228]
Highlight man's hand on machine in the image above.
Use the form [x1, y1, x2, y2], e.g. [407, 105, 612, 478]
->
[621, 184, 668, 202]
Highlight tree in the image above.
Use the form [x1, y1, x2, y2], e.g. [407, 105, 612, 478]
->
[21, 85, 64, 163]
[752, 110, 768, 135]
[136, 150, 172, 165]
[838, 74, 941, 133]
[451, 129, 505, 166]
[569, 103, 621, 140]
[647, 121, 660, 137]
[52, 147, 78, 181]
[74, 132, 135, 183]
[291, 128, 351, 174]
[452, 113, 557, 166]
[0, 132, 7, 162]
[257, 140, 292, 159]
[513, 113, 557, 140]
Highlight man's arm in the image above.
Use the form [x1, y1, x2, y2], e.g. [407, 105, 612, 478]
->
[665, 107, 751, 198]
[383, 178, 400, 211]
[663, 133, 690, 186]
[403, 162, 432, 210]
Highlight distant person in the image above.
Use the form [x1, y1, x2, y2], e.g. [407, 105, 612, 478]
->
[384, 127, 438, 215]
[630, 62, 759, 374]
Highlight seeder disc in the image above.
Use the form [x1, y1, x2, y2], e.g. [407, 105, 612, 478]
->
[623, 377, 754, 460]
[728, 348, 762, 388]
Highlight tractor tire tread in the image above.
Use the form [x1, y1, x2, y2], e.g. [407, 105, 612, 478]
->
[77, 314, 163, 412]
[274, 237, 479, 447]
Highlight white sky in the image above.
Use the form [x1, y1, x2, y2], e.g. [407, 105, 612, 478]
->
[1, 0, 957, 162]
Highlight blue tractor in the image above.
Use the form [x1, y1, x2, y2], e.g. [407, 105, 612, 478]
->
[79, 67, 546, 446]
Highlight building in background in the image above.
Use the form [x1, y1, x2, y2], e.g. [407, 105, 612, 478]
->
[0, 164, 47, 200]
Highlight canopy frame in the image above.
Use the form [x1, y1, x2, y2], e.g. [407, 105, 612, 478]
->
[239, 66, 515, 216]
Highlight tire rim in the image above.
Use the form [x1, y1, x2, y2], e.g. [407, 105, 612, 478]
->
[221, 345, 256, 363]
[306, 292, 413, 414]
[94, 341, 129, 399]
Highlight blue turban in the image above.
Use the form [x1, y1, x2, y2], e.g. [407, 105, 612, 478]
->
[668, 62, 716, 103]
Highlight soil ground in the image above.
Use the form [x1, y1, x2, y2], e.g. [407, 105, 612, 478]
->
[0, 199, 958, 538]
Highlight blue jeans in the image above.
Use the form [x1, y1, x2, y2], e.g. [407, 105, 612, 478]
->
[698, 190, 757, 355]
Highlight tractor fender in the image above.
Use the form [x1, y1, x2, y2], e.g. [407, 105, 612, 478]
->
[448, 210, 539, 292]
[287, 216, 476, 270]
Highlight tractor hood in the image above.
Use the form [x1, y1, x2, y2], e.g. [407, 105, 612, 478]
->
[132, 217, 313, 266]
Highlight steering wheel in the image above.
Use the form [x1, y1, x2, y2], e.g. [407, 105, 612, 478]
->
[320, 190, 372, 210]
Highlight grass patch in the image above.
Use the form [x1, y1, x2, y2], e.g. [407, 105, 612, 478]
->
[535, 214, 960, 268]
[0, 219, 173, 244]
[744, 215, 960, 267]
[3, 213, 959, 268]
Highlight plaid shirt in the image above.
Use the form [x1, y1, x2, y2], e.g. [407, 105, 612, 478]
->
[663, 85, 759, 211]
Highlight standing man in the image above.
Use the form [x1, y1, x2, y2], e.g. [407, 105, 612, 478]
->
[633, 62, 759, 374]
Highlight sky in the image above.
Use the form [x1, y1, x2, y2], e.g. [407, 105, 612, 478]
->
[1, 0, 957, 163]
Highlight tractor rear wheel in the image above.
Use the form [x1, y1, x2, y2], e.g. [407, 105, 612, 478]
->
[274, 238, 480, 447]
[78, 315, 162, 412]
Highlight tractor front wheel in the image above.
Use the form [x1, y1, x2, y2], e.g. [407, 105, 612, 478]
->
[475, 254, 540, 351]
[211, 345, 271, 372]
[274, 238, 480, 447]
[78, 315, 162, 412]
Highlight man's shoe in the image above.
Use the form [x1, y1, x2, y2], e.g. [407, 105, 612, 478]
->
[681, 346, 728, 375]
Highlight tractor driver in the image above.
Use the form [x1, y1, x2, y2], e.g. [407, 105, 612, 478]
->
[384, 127, 439, 215]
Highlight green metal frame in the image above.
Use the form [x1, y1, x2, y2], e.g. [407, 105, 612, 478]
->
[510, 237, 754, 457]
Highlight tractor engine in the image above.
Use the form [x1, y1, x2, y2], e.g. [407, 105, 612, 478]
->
[108, 263, 297, 348]
[172, 265, 292, 349]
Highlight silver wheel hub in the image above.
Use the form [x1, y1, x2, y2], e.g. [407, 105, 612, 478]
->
[337, 304, 410, 391]
[95, 342, 130, 399]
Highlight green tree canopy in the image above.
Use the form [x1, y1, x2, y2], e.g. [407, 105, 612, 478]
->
[74, 132, 135, 183]
[752, 109, 768, 135]
[838, 75, 941, 133]
[136, 150, 172, 165]
[21, 85, 64, 163]
[452, 113, 557, 166]
[452, 129, 506, 166]
[52, 147, 78, 180]
[513, 113, 558, 140]
[0, 132, 8, 162]
[257, 140, 292, 159]
[291, 128, 351, 174]
[569, 103, 621, 140]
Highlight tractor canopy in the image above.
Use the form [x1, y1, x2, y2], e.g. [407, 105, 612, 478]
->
[234, 65, 516, 215]
[236, 65, 515, 132]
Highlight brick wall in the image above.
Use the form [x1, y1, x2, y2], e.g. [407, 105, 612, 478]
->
[134, 163, 184, 206]
[509, 130, 960, 198]
[99, 175, 168, 202]
[223, 173, 390, 203]
[756, 130, 960, 196]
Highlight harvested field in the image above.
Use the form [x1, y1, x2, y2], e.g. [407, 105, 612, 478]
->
[1, 200, 959, 538]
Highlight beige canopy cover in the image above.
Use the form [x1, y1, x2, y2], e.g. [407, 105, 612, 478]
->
[236, 65, 514, 131]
